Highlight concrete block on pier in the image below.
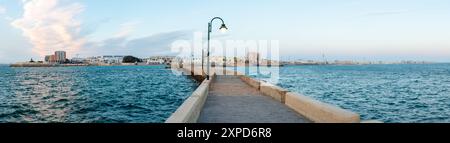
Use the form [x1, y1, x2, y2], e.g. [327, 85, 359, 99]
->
[285, 92, 361, 123]
[240, 76, 261, 90]
[260, 82, 288, 103]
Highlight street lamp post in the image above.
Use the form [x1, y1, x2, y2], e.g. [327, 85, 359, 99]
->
[206, 17, 228, 80]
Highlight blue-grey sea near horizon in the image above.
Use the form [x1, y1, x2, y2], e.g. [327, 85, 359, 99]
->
[0, 65, 198, 123]
[1, 64, 450, 123]
[241, 64, 450, 123]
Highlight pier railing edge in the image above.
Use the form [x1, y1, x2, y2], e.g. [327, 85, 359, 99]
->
[165, 67, 215, 123]
[237, 74, 377, 123]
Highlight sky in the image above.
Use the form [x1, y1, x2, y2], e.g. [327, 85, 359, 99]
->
[0, 0, 450, 63]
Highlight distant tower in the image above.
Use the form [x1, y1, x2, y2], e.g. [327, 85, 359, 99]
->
[322, 53, 328, 64]
[55, 51, 66, 63]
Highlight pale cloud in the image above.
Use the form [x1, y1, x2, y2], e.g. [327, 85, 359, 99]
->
[81, 30, 192, 57]
[4, 16, 13, 21]
[0, 6, 6, 14]
[11, 0, 85, 58]
[114, 21, 141, 38]
[361, 9, 410, 17]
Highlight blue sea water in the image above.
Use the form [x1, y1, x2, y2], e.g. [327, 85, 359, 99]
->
[2, 64, 449, 123]
[247, 64, 450, 123]
[0, 65, 198, 123]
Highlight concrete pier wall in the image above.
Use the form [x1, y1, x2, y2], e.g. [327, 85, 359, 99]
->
[242, 78, 362, 123]
[166, 66, 370, 123]
[260, 82, 288, 103]
[165, 74, 213, 123]
[239, 75, 261, 90]
[285, 92, 360, 123]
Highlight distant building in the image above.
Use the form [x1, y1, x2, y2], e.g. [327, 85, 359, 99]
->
[50, 55, 57, 63]
[45, 55, 57, 63]
[45, 55, 51, 63]
[70, 57, 86, 64]
[100, 55, 125, 64]
[55, 51, 66, 63]
[144, 56, 175, 65]
[44, 51, 66, 63]
[247, 52, 259, 64]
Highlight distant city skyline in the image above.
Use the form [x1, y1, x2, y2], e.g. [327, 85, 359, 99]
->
[1, 0, 450, 63]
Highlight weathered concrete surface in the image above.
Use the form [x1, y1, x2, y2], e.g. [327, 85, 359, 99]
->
[208, 76, 261, 96]
[285, 92, 360, 123]
[198, 76, 310, 123]
[240, 75, 261, 90]
[260, 82, 288, 103]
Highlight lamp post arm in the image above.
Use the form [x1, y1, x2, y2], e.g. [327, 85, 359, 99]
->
[210, 17, 225, 25]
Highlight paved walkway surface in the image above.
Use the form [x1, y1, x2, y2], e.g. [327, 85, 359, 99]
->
[198, 76, 311, 123]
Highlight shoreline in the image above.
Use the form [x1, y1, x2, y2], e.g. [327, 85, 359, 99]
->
[10, 63, 90, 67]
[6, 62, 449, 68]
[9, 63, 166, 68]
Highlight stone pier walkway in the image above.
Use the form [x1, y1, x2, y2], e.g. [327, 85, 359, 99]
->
[198, 76, 311, 123]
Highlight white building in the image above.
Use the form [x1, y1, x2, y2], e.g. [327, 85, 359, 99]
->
[99, 55, 125, 64]
[55, 51, 66, 63]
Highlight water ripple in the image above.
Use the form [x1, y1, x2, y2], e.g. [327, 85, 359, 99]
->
[0, 65, 197, 123]
[253, 64, 450, 123]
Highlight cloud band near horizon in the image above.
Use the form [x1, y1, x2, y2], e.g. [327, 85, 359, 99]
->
[11, 0, 85, 58]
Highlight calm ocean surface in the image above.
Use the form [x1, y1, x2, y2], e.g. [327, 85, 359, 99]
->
[0, 65, 198, 123]
[1, 64, 449, 123]
[247, 64, 450, 123]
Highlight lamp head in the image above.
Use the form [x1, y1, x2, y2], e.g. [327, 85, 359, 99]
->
[219, 24, 228, 33]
